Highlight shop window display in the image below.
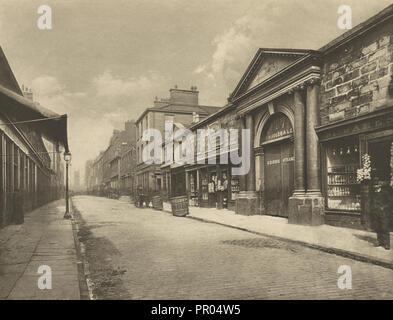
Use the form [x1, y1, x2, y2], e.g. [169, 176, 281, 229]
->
[231, 178, 240, 200]
[189, 173, 198, 206]
[326, 138, 361, 211]
[201, 173, 208, 200]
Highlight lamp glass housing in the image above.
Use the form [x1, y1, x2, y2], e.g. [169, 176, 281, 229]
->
[64, 152, 72, 163]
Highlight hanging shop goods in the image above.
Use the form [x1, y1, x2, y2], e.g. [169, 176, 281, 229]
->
[325, 137, 361, 212]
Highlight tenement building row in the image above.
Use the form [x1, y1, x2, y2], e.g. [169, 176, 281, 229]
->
[0, 46, 69, 227]
[85, 120, 137, 196]
[166, 5, 393, 228]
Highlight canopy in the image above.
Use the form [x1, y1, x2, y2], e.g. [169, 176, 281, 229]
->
[0, 84, 69, 153]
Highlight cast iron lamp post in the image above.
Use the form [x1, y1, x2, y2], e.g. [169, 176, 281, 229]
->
[64, 152, 72, 219]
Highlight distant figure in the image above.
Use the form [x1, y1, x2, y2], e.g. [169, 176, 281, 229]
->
[371, 178, 393, 250]
[137, 186, 144, 208]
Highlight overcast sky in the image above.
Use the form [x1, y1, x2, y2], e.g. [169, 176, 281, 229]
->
[0, 0, 391, 181]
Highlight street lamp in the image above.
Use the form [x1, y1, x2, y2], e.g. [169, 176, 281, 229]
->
[64, 151, 72, 219]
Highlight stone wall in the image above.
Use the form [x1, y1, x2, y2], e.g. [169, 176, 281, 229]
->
[320, 19, 393, 125]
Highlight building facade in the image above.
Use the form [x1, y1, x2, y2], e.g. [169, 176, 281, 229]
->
[86, 120, 137, 197]
[135, 86, 220, 198]
[175, 5, 393, 229]
[0, 46, 68, 227]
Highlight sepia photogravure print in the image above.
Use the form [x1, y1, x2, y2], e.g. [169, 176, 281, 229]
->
[1, 0, 393, 307]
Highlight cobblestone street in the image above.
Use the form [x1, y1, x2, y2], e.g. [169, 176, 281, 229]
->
[73, 196, 393, 300]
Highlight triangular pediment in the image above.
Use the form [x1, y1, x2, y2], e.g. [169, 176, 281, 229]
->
[230, 48, 312, 100]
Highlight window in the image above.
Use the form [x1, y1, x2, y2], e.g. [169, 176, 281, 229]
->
[6, 139, 12, 192]
[201, 170, 208, 200]
[14, 145, 19, 190]
[230, 178, 240, 200]
[325, 137, 360, 211]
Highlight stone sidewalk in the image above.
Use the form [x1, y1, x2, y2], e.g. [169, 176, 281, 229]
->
[0, 200, 82, 300]
[163, 203, 393, 268]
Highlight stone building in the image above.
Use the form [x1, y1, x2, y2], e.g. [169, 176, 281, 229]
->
[86, 120, 137, 197]
[85, 151, 104, 195]
[135, 86, 220, 198]
[178, 4, 393, 229]
[0, 46, 68, 227]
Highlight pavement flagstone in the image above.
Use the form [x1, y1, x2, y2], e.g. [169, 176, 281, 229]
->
[0, 200, 82, 300]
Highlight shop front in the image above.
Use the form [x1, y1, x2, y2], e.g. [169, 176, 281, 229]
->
[317, 107, 393, 228]
[185, 163, 238, 210]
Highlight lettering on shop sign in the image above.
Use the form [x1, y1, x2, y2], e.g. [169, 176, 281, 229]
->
[262, 114, 293, 143]
[266, 128, 293, 141]
[267, 159, 280, 166]
[282, 156, 294, 162]
[318, 112, 393, 141]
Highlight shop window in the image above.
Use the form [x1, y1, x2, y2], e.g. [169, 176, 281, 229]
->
[201, 173, 208, 200]
[231, 177, 240, 200]
[189, 173, 198, 206]
[325, 137, 360, 211]
[208, 173, 217, 193]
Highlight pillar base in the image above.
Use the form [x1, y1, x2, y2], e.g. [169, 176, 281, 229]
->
[288, 193, 325, 226]
[235, 191, 259, 216]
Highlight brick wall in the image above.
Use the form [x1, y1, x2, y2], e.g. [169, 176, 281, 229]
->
[320, 20, 393, 125]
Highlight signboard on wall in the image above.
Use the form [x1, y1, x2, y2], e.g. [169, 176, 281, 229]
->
[262, 113, 293, 143]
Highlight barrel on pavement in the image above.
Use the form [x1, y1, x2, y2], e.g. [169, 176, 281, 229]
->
[152, 195, 163, 210]
[170, 195, 189, 217]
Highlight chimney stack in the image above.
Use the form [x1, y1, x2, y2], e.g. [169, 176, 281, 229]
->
[22, 84, 33, 101]
[169, 86, 199, 105]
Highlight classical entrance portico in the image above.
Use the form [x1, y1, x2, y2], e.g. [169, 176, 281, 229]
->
[228, 48, 325, 225]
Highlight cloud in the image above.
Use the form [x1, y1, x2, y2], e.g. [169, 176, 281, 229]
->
[93, 71, 164, 97]
[193, 65, 206, 74]
[193, 0, 343, 96]
[31, 75, 110, 177]
[32, 76, 63, 97]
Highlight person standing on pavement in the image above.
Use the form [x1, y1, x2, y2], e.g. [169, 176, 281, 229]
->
[370, 177, 393, 250]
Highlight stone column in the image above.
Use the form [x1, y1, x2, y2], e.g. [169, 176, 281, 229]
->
[235, 113, 258, 215]
[306, 79, 322, 196]
[246, 114, 256, 192]
[238, 115, 247, 191]
[293, 85, 306, 194]
[254, 146, 265, 215]
[288, 79, 324, 226]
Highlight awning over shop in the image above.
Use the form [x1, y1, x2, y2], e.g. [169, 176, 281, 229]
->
[0, 84, 69, 153]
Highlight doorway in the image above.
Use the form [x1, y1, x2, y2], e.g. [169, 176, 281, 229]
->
[368, 138, 393, 183]
[264, 141, 294, 217]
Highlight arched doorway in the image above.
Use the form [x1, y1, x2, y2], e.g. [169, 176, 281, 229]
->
[261, 113, 294, 217]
